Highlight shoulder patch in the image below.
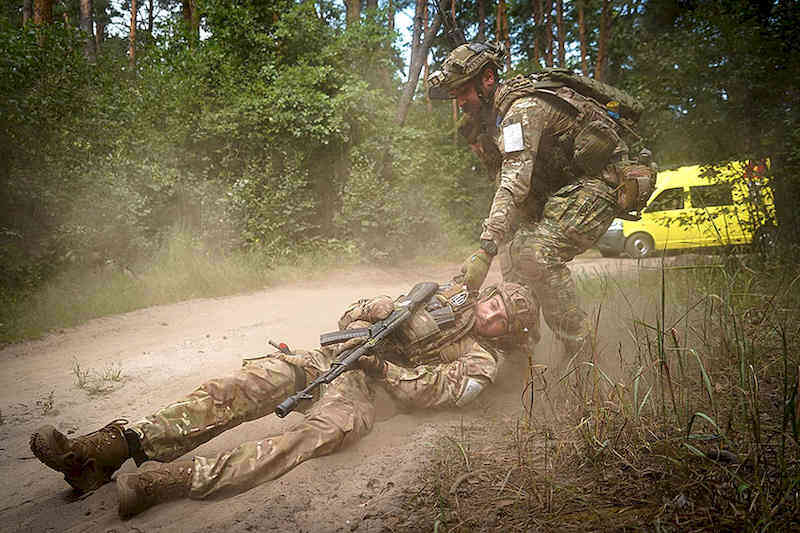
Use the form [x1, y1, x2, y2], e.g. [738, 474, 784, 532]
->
[503, 122, 524, 153]
[448, 289, 469, 309]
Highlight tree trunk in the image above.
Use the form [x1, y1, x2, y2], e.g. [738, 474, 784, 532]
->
[396, 0, 443, 125]
[531, 0, 541, 65]
[129, 0, 137, 69]
[33, 0, 53, 25]
[388, 0, 394, 31]
[423, 1, 432, 113]
[182, 0, 200, 42]
[497, 0, 511, 71]
[596, 0, 610, 81]
[544, 0, 553, 67]
[451, 0, 458, 142]
[147, 0, 154, 38]
[477, 0, 486, 42]
[345, 0, 360, 25]
[578, 0, 587, 76]
[556, 0, 565, 67]
[23, 0, 33, 24]
[96, 19, 105, 49]
[366, 0, 377, 9]
[80, 0, 96, 61]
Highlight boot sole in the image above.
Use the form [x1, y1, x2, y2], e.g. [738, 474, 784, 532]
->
[30, 425, 108, 492]
[30, 425, 65, 474]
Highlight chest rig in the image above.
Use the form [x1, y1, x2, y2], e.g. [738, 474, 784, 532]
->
[493, 75, 655, 214]
[388, 282, 477, 367]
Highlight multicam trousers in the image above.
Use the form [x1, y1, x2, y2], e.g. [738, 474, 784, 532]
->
[127, 345, 499, 498]
[501, 177, 617, 348]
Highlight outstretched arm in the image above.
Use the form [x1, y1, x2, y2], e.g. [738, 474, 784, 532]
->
[378, 337, 499, 409]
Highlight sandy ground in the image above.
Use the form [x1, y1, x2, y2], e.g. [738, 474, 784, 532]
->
[0, 255, 643, 533]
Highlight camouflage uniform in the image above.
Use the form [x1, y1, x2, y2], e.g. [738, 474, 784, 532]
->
[484, 83, 626, 349]
[125, 284, 502, 499]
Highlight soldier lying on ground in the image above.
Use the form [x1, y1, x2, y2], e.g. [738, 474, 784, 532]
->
[30, 280, 538, 518]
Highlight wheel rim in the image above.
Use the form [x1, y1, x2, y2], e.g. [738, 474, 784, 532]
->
[632, 236, 651, 256]
[757, 228, 776, 249]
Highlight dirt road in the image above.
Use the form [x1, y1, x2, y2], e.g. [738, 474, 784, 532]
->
[0, 256, 639, 532]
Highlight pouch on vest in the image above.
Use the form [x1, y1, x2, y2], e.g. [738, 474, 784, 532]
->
[613, 162, 656, 214]
[397, 308, 441, 345]
[573, 119, 621, 176]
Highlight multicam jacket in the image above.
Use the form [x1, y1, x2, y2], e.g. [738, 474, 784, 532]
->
[480, 79, 628, 245]
[336, 281, 498, 367]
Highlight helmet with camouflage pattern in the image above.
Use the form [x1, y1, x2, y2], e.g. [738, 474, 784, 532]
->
[478, 281, 537, 340]
[428, 42, 505, 100]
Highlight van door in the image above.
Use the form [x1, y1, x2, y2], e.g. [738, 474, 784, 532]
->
[637, 187, 694, 250]
[687, 183, 745, 246]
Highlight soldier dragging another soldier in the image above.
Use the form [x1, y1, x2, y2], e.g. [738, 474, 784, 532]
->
[428, 42, 655, 364]
[30, 280, 537, 518]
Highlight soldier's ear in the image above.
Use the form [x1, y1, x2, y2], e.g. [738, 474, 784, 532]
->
[481, 68, 496, 91]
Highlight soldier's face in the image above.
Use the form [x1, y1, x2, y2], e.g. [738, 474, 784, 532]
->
[474, 294, 508, 337]
[451, 82, 482, 116]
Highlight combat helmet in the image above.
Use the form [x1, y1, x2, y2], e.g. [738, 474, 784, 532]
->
[428, 42, 505, 100]
[478, 281, 538, 344]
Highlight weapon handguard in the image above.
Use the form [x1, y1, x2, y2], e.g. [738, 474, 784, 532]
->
[275, 282, 439, 418]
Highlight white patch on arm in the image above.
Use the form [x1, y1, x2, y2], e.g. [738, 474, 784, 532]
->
[455, 377, 486, 407]
[503, 123, 524, 153]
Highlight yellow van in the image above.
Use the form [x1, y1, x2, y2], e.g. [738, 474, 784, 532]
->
[597, 160, 777, 258]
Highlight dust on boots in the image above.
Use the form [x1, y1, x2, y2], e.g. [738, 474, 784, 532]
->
[117, 460, 193, 519]
[29, 419, 131, 492]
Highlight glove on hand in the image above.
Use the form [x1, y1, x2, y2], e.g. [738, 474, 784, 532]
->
[462, 248, 492, 292]
[356, 354, 387, 379]
[337, 336, 387, 378]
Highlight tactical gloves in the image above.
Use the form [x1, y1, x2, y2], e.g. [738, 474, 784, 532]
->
[338, 336, 387, 379]
[462, 248, 492, 292]
[356, 354, 388, 379]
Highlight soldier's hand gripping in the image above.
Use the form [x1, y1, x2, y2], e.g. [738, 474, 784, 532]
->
[462, 248, 492, 292]
[337, 336, 387, 378]
[356, 354, 387, 379]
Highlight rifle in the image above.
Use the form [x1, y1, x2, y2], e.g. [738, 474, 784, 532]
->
[274, 282, 439, 418]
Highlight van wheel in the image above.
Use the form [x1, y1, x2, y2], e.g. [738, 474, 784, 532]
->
[754, 225, 778, 254]
[625, 232, 654, 258]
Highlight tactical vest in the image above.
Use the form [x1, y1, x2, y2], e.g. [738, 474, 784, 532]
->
[493, 74, 655, 214]
[396, 282, 479, 367]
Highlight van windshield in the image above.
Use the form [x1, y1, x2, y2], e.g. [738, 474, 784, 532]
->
[647, 188, 684, 212]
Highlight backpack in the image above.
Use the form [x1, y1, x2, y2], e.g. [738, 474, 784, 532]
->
[531, 68, 644, 128]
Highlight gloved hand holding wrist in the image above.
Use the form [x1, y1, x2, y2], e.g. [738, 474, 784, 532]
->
[462, 248, 492, 292]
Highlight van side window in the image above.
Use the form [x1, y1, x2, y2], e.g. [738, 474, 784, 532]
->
[691, 184, 733, 208]
[647, 188, 684, 212]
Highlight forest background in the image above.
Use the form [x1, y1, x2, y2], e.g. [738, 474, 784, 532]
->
[1, 0, 799, 341]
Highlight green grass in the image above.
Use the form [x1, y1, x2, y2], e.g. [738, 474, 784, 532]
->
[403, 249, 800, 531]
[0, 230, 471, 345]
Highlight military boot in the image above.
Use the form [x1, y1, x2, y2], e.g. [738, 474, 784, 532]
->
[30, 419, 130, 492]
[117, 460, 193, 519]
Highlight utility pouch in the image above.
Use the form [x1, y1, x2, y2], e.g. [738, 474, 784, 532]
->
[573, 119, 620, 176]
[397, 308, 441, 345]
[615, 162, 656, 213]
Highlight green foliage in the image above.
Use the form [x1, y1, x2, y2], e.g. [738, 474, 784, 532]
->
[3, 0, 800, 342]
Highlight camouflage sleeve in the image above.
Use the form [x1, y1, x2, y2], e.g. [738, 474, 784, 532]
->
[337, 296, 395, 330]
[379, 338, 499, 409]
[480, 98, 547, 244]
